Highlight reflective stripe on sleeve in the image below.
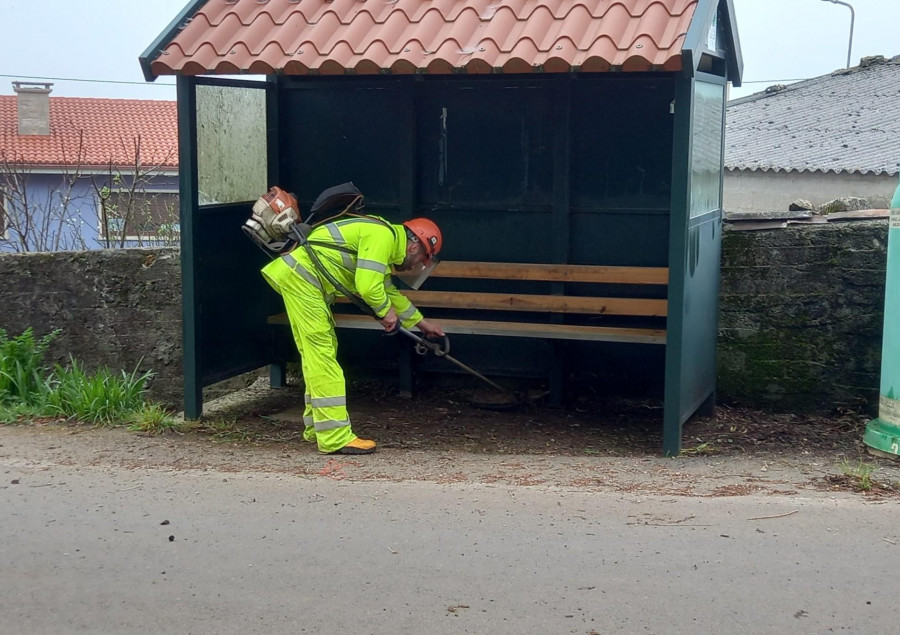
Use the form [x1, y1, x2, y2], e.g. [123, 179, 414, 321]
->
[357, 258, 388, 274]
[372, 298, 390, 314]
[398, 304, 419, 321]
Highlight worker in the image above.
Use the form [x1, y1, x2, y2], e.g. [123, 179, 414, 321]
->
[260, 210, 444, 455]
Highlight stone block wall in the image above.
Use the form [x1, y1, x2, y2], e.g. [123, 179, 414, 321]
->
[719, 220, 887, 413]
[0, 249, 183, 406]
[0, 220, 890, 415]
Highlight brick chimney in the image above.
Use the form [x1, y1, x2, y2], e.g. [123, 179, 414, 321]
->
[12, 81, 53, 136]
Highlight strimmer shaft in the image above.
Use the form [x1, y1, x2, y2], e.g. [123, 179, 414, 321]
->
[397, 327, 508, 393]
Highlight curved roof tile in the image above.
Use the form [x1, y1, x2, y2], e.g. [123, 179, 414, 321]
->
[726, 57, 900, 176]
[0, 96, 177, 169]
[145, 0, 698, 77]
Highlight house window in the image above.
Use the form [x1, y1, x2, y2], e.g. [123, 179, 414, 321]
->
[0, 189, 6, 236]
[99, 190, 180, 245]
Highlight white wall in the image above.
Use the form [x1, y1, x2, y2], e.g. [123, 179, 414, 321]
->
[724, 169, 897, 214]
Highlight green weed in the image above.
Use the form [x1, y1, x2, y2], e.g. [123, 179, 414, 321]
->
[195, 417, 253, 442]
[127, 403, 183, 435]
[680, 441, 718, 456]
[0, 328, 59, 407]
[45, 358, 153, 425]
[840, 459, 875, 492]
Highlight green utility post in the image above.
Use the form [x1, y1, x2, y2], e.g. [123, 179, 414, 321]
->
[864, 173, 900, 457]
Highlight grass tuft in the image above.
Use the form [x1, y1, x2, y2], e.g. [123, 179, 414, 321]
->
[45, 358, 153, 426]
[128, 402, 183, 435]
[840, 459, 875, 492]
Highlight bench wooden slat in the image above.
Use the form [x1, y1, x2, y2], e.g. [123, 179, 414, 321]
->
[268, 312, 666, 345]
[431, 261, 668, 285]
[332, 292, 667, 316]
[394, 290, 667, 317]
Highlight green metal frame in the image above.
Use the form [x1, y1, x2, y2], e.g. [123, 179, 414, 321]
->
[177, 76, 201, 419]
[180, 76, 275, 418]
[663, 71, 728, 455]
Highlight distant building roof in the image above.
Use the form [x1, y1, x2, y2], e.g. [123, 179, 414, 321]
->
[725, 55, 900, 177]
[0, 95, 177, 170]
[142, 0, 704, 77]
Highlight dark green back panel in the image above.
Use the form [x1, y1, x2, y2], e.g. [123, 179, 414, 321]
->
[415, 80, 556, 263]
[569, 78, 674, 267]
[416, 81, 554, 210]
[569, 79, 675, 211]
[271, 74, 679, 382]
[281, 80, 411, 210]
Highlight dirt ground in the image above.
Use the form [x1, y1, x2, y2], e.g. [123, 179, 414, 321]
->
[5, 376, 899, 500]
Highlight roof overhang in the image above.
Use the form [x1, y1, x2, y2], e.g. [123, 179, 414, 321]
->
[140, 0, 210, 83]
[681, 0, 743, 85]
[140, 1, 732, 80]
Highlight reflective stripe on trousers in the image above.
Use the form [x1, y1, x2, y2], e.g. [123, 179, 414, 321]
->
[260, 256, 357, 453]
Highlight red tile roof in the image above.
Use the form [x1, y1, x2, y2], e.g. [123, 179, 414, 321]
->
[148, 0, 697, 77]
[0, 96, 177, 170]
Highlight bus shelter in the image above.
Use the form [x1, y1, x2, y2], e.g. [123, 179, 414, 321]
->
[141, 0, 743, 455]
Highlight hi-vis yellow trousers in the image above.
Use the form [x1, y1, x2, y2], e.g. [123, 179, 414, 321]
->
[261, 255, 356, 454]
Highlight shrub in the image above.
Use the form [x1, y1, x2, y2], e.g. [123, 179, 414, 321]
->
[0, 328, 58, 406]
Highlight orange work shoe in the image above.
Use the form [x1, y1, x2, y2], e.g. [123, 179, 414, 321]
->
[331, 438, 377, 455]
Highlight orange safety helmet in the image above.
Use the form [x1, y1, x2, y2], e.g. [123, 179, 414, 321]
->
[403, 218, 442, 262]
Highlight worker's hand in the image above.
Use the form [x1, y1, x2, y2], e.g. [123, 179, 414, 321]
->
[379, 307, 399, 332]
[416, 319, 445, 338]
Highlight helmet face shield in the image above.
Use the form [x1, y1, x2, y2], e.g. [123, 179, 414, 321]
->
[393, 257, 440, 290]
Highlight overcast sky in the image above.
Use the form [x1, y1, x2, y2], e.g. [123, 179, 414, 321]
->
[0, 0, 896, 101]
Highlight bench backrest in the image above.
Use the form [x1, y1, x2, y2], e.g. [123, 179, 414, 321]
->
[401, 261, 669, 318]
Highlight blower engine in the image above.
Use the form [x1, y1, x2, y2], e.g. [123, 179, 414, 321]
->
[242, 183, 364, 256]
[241, 186, 303, 255]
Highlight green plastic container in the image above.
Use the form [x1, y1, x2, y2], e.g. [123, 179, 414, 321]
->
[864, 173, 900, 457]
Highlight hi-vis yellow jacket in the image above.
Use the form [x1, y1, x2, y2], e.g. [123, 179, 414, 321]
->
[289, 215, 424, 329]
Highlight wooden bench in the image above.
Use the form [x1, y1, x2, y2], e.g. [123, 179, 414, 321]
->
[268, 261, 668, 397]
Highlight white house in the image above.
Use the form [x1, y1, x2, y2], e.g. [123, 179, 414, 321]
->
[724, 55, 900, 214]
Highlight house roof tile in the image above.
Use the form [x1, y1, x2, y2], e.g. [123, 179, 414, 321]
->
[0, 96, 177, 170]
[146, 0, 698, 77]
[725, 55, 900, 177]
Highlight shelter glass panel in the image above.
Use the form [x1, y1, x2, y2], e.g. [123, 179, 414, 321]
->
[689, 80, 725, 219]
[417, 82, 553, 209]
[196, 84, 267, 205]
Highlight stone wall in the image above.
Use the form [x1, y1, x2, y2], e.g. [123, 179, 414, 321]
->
[0, 220, 890, 415]
[0, 249, 183, 406]
[719, 220, 887, 413]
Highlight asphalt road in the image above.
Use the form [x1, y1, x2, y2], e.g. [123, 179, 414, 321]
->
[3, 443, 899, 635]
